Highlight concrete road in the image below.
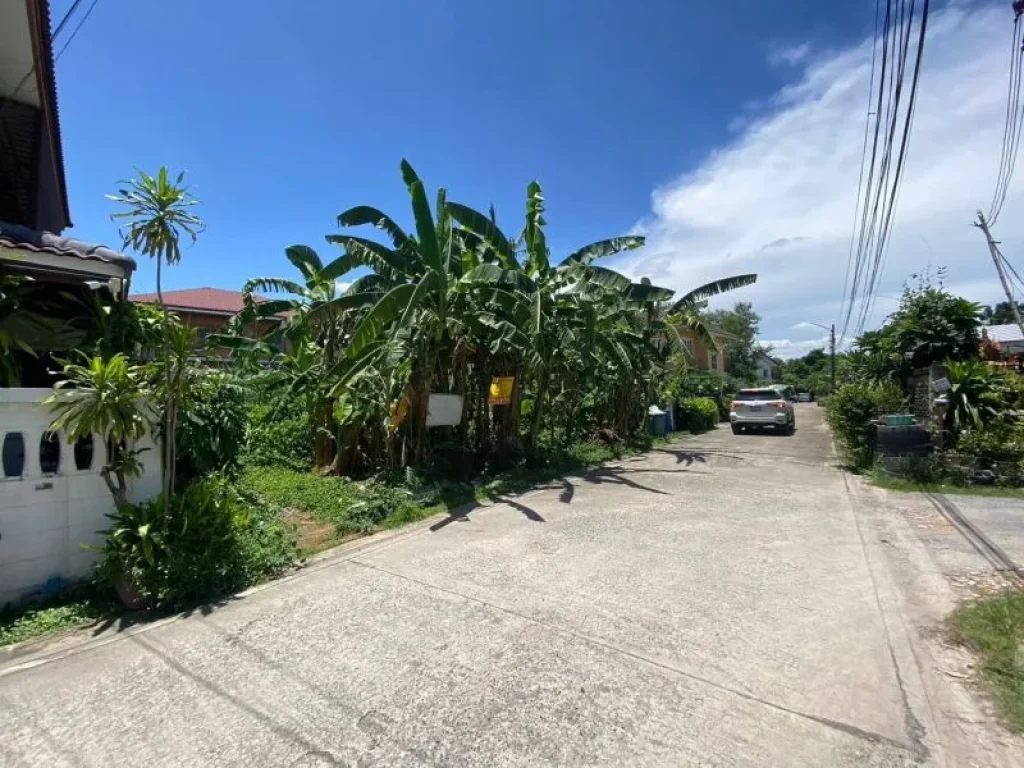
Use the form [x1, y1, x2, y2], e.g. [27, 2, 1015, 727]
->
[1, 405, 1019, 766]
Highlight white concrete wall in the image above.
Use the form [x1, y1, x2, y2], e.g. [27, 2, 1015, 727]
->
[0, 389, 161, 607]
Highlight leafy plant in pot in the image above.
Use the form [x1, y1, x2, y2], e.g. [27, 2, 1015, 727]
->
[93, 500, 166, 610]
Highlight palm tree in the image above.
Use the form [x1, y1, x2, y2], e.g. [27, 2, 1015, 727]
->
[108, 168, 204, 502]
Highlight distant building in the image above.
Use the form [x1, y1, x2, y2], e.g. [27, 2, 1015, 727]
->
[982, 324, 1024, 357]
[756, 354, 780, 382]
[675, 327, 734, 374]
[130, 287, 284, 350]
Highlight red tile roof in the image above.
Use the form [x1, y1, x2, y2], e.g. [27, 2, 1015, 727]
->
[130, 287, 253, 315]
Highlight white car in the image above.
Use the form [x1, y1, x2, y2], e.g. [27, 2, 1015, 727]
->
[730, 388, 796, 435]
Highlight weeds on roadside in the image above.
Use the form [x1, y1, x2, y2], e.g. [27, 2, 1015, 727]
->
[951, 592, 1024, 732]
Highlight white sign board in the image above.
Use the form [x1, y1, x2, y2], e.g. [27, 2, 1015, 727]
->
[426, 394, 464, 427]
[932, 377, 951, 394]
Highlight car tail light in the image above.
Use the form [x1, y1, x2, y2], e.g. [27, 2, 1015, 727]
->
[731, 401, 740, 409]
[771, 401, 786, 409]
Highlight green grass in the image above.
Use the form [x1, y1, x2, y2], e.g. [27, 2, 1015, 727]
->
[241, 466, 363, 524]
[951, 592, 1024, 731]
[869, 471, 1024, 499]
[0, 586, 122, 648]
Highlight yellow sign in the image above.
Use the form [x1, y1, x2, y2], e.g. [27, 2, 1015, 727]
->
[489, 376, 515, 406]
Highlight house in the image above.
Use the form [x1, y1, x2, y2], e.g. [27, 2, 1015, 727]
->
[0, 1, 159, 608]
[756, 354, 780, 382]
[130, 287, 286, 350]
[676, 326, 732, 374]
[982, 324, 1024, 357]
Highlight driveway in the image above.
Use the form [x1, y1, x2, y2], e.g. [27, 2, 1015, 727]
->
[1, 405, 1020, 766]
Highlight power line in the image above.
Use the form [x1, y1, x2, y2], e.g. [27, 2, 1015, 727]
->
[55, 0, 101, 61]
[1, 0, 98, 106]
[839, 0, 931, 342]
[841, 0, 895, 342]
[51, 0, 86, 40]
[840, 0, 881, 334]
[987, 12, 1024, 227]
[859, 0, 930, 332]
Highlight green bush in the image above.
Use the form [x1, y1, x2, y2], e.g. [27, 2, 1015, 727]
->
[96, 476, 297, 610]
[827, 381, 907, 468]
[243, 402, 313, 471]
[675, 397, 719, 433]
[956, 424, 1024, 467]
[177, 373, 248, 478]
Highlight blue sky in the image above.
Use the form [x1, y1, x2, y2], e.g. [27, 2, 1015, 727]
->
[53, 1, 1017, 356]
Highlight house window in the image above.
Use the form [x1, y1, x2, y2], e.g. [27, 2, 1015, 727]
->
[711, 352, 719, 370]
[74, 434, 95, 471]
[39, 432, 61, 474]
[2, 432, 25, 477]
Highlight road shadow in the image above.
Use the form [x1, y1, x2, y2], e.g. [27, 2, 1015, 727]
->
[89, 593, 242, 638]
[428, 465, 670, 532]
[655, 448, 709, 466]
[428, 494, 547, 532]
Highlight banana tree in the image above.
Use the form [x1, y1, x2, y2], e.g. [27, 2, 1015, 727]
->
[326, 160, 475, 466]
[234, 244, 378, 471]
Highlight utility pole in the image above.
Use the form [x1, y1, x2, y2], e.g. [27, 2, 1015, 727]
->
[829, 323, 836, 395]
[975, 210, 1024, 340]
[805, 321, 837, 395]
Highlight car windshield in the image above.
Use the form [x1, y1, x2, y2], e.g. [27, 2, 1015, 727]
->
[735, 390, 782, 402]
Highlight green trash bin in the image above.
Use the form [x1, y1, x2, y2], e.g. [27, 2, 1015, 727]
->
[648, 405, 668, 436]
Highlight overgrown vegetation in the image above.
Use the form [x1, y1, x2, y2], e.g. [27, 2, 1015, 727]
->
[93, 476, 297, 610]
[826, 269, 1024, 485]
[951, 592, 1024, 732]
[7, 159, 759, 642]
[827, 381, 907, 468]
[0, 586, 121, 647]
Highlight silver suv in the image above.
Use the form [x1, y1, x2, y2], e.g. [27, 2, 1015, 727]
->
[730, 388, 795, 435]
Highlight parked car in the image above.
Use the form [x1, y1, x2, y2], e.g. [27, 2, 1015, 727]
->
[730, 388, 796, 435]
[797, 392, 812, 402]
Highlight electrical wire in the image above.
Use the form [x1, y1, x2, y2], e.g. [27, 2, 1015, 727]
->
[839, 0, 931, 342]
[51, 0, 85, 40]
[987, 14, 1024, 227]
[841, 0, 894, 341]
[54, 0, 101, 61]
[1, 0, 99, 106]
[859, 0, 930, 332]
[840, 0, 881, 336]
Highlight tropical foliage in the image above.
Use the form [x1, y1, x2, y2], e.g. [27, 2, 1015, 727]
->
[227, 160, 757, 475]
[108, 167, 204, 503]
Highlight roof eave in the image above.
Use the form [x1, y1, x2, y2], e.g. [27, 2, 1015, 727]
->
[27, 0, 71, 230]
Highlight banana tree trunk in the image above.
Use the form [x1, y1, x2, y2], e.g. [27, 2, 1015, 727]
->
[529, 373, 549, 451]
[333, 419, 364, 476]
[411, 351, 436, 467]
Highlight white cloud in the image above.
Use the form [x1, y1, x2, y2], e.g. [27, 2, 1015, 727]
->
[616, 3, 1024, 353]
[761, 337, 830, 360]
[335, 280, 352, 294]
[767, 41, 812, 67]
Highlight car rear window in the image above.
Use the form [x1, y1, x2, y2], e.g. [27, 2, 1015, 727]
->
[735, 390, 782, 401]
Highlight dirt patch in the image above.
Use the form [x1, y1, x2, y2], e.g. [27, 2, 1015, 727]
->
[281, 508, 362, 555]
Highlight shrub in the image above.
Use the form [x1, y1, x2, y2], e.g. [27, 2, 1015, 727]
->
[827, 381, 907, 468]
[177, 373, 247, 478]
[95, 475, 297, 610]
[956, 424, 1024, 467]
[243, 403, 313, 471]
[675, 397, 719, 433]
[240, 466, 399, 535]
